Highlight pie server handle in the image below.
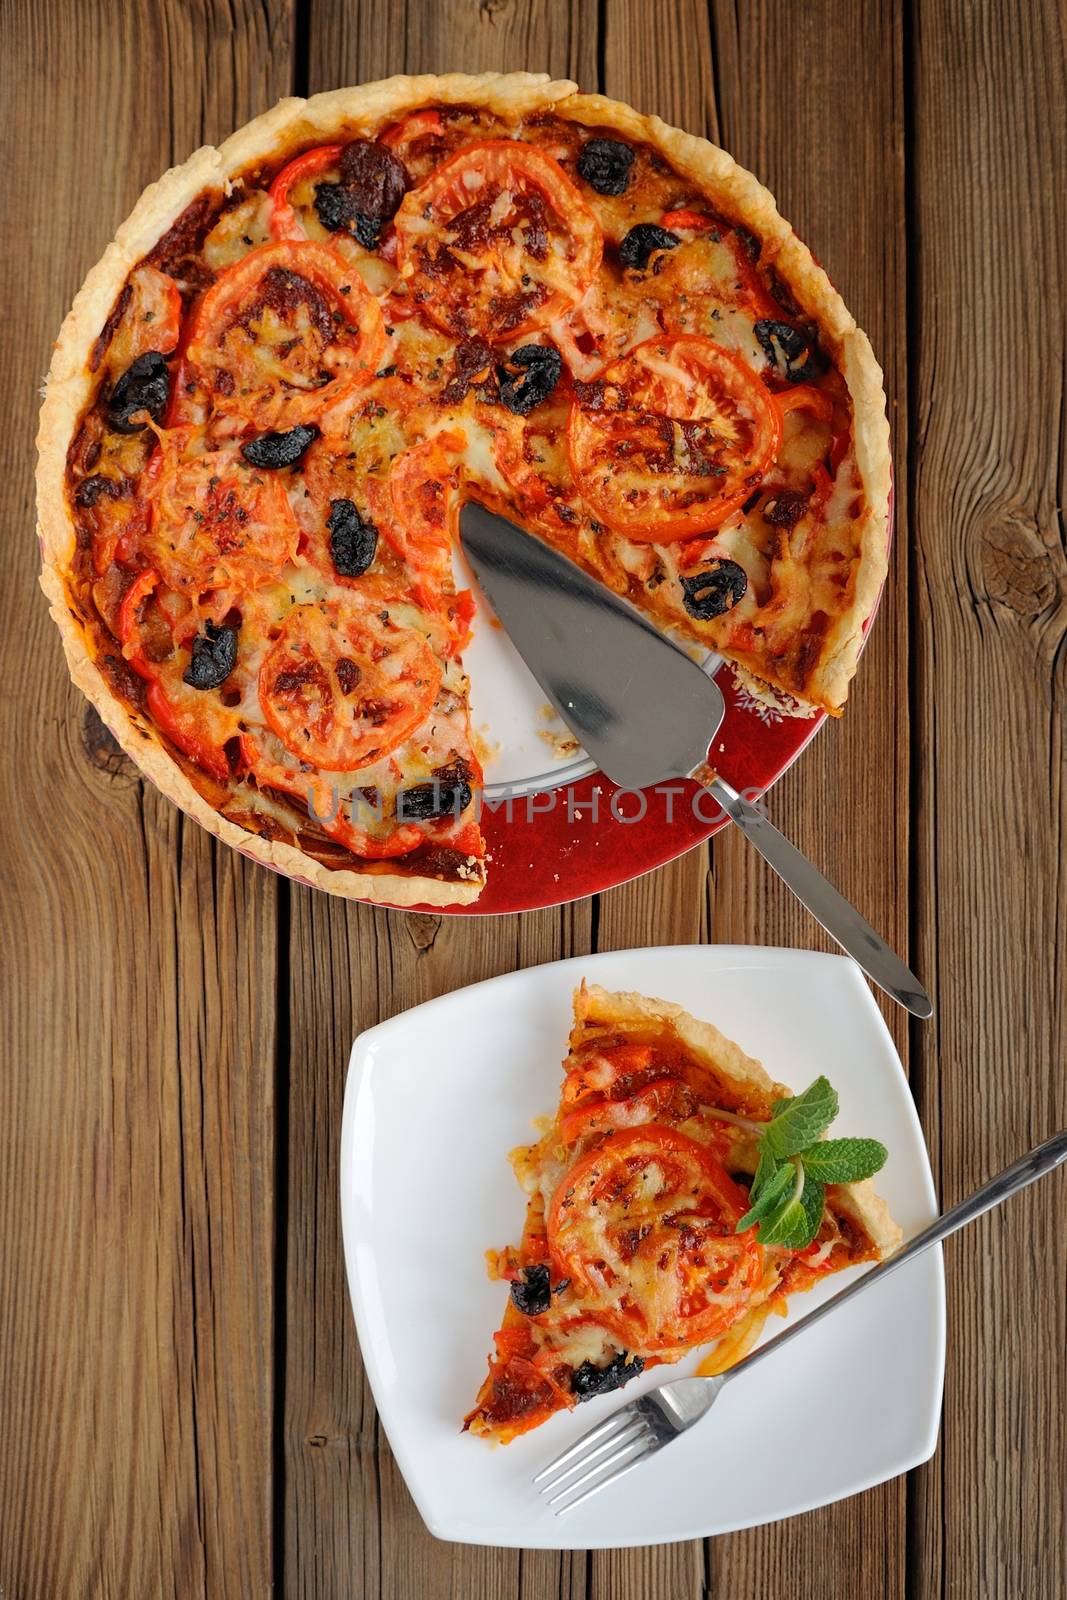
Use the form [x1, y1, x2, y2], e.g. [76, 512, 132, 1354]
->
[696, 768, 933, 1018]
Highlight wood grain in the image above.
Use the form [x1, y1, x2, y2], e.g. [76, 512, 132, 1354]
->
[907, 3, 1067, 1596]
[1, 2, 1064, 1597]
[0, 3, 291, 1596]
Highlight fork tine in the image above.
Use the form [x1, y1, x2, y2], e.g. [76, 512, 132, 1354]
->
[544, 1424, 652, 1506]
[551, 1433, 658, 1514]
[532, 1403, 641, 1485]
[537, 1415, 649, 1497]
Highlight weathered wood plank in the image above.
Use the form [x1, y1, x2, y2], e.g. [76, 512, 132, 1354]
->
[0, 3, 290, 1595]
[907, 3, 1067, 1597]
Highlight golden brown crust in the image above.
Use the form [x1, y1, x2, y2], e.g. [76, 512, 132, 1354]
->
[575, 980, 791, 1104]
[575, 983, 901, 1257]
[37, 71, 890, 900]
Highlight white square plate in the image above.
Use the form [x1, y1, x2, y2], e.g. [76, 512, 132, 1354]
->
[339, 946, 945, 1548]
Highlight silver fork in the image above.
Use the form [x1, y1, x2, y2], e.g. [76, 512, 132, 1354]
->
[534, 1129, 1067, 1513]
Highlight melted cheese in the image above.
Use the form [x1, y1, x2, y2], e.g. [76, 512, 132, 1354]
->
[84, 109, 869, 878]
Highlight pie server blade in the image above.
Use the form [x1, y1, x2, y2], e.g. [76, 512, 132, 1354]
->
[459, 502, 932, 1018]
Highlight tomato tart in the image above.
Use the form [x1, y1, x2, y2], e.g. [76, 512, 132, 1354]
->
[466, 983, 900, 1442]
[37, 72, 891, 906]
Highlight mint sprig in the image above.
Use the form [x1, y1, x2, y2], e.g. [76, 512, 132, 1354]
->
[735, 1076, 887, 1251]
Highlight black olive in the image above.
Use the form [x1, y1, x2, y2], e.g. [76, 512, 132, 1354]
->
[509, 1264, 551, 1316]
[577, 137, 635, 196]
[311, 141, 407, 250]
[619, 223, 680, 271]
[571, 1352, 645, 1402]
[107, 351, 170, 434]
[680, 560, 748, 620]
[313, 183, 381, 249]
[353, 213, 383, 250]
[327, 498, 378, 577]
[182, 621, 238, 690]
[75, 474, 124, 507]
[497, 344, 562, 415]
[241, 424, 319, 469]
[313, 181, 355, 232]
[753, 318, 817, 383]
[397, 764, 474, 821]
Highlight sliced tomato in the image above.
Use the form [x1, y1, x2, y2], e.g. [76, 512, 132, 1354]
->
[394, 141, 602, 341]
[238, 731, 427, 858]
[547, 1125, 763, 1353]
[366, 431, 469, 633]
[117, 568, 236, 781]
[268, 144, 344, 240]
[724, 230, 781, 320]
[557, 1043, 741, 1144]
[811, 460, 834, 510]
[144, 679, 232, 783]
[775, 384, 834, 423]
[560, 1043, 655, 1103]
[258, 595, 441, 771]
[300, 429, 475, 648]
[143, 448, 300, 597]
[450, 587, 477, 650]
[103, 265, 182, 376]
[792, 1239, 842, 1277]
[181, 241, 385, 431]
[559, 1043, 664, 1140]
[650, 226, 781, 328]
[117, 567, 166, 676]
[468, 1354, 571, 1438]
[567, 335, 782, 540]
[482, 383, 578, 544]
[660, 207, 717, 232]
[81, 487, 148, 577]
[380, 109, 443, 151]
[560, 1082, 683, 1143]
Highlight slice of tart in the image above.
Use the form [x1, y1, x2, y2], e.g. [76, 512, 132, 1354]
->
[465, 982, 900, 1442]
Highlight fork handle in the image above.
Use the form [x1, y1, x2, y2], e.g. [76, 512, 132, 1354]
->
[720, 1129, 1067, 1387]
[693, 769, 933, 1018]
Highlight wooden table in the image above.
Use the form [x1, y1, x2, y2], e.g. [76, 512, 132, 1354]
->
[2, 2, 1064, 1594]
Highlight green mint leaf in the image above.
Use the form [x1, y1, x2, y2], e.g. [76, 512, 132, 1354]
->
[800, 1137, 888, 1185]
[778, 1176, 826, 1250]
[765, 1076, 839, 1159]
[755, 1195, 807, 1247]
[749, 1144, 782, 1202]
[736, 1159, 794, 1233]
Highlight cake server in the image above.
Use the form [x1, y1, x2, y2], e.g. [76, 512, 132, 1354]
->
[459, 502, 931, 1018]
